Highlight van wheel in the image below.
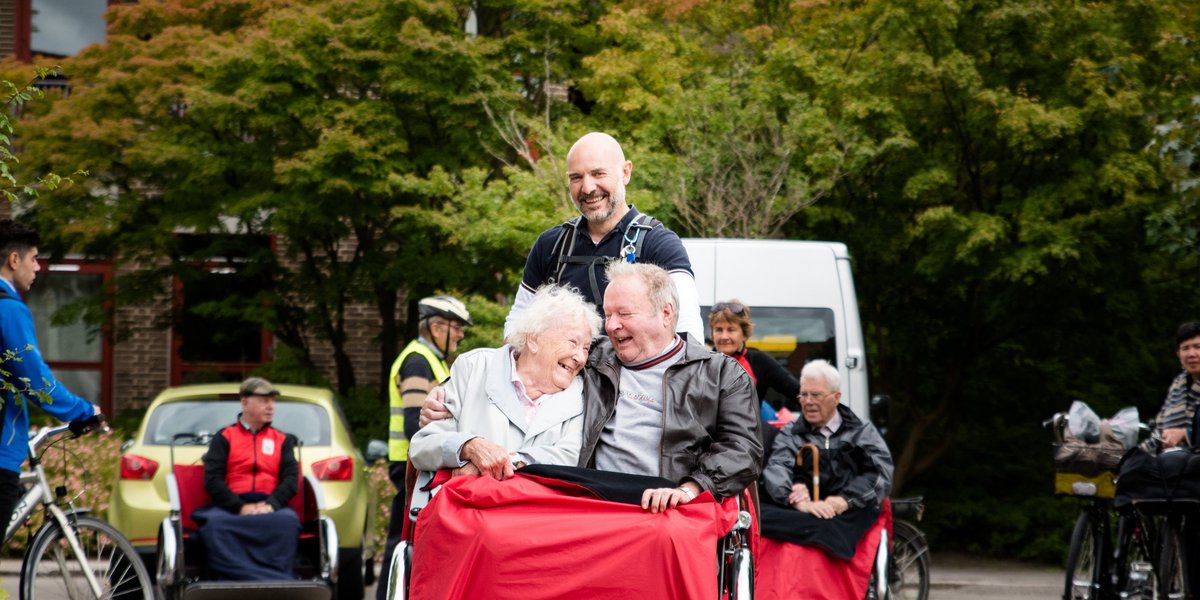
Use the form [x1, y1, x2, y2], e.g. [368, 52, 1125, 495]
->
[337, 546, 365, 600]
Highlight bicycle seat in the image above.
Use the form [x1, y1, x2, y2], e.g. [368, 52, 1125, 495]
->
[890, 496, 925, 520]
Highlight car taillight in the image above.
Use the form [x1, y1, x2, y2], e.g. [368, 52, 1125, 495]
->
[120, 454, 159, 480]
[311, 456, 354, 481]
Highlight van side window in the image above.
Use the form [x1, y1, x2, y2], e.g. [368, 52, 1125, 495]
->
[701, 306, 837, 409]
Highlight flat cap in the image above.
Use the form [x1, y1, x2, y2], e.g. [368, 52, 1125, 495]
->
[239, 376, 280, 398]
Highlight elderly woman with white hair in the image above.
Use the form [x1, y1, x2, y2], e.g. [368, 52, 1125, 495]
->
[408, 284, 601, 509]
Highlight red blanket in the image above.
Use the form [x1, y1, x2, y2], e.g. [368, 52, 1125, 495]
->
[410, 473, 738, 600]
[755, 500, 893, 600]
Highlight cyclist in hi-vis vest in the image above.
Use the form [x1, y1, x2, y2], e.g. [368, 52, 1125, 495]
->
[377, 295, 471, 600]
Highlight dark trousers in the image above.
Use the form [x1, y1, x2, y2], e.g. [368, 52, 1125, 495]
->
[375, 461, 407, 600]
[0, 468, 22, 537]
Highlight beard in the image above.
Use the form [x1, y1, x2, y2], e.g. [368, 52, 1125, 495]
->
[574, 185, 623, 223]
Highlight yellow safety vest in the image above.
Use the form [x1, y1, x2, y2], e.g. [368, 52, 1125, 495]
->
[388, 339, 451, 461]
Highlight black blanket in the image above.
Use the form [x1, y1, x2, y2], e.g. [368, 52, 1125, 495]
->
[759, 500, 880, 560]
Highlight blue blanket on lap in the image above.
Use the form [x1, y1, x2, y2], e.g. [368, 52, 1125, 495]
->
[194, 505, 301, 581]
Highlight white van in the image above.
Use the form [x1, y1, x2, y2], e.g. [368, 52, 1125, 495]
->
[682, 238, 871, 420]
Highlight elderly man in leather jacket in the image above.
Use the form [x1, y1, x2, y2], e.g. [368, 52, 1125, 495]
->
[421, 262, 762, 513]
[581, 261, 761, 512]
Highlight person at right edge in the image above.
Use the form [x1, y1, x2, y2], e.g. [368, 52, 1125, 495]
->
[1147, 320, 1200, 591]
[1152, 321, 1200, 449]
[377, 295, 472, 600]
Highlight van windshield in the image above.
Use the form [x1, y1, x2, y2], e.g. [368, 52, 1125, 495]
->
[702, 306, 836, 408]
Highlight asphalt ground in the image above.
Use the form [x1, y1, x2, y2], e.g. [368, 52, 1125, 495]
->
[0, 551, 1063, 599]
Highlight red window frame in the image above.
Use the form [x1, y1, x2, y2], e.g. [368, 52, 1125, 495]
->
[34, 259, 115, 415]
[168, 266, 273, 386]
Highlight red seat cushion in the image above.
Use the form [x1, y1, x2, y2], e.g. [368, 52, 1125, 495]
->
[173, 465, 211, 532]
[173, 463, 312, 530]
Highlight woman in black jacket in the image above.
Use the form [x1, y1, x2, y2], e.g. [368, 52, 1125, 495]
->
[710, 300, 801, 412]
[710, 300, 801, 456]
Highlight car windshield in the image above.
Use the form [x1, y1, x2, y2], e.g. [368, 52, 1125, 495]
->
[143, 399, 331, 446]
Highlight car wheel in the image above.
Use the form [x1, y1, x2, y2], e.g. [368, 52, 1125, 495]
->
[338, 545, 365, 600]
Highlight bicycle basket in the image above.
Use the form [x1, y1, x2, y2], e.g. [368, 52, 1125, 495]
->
[1053, 420, 1126, 478]
[1055, 471, 1117, 498]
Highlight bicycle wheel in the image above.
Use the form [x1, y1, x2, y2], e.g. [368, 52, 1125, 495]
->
[1158, 517, 1188, 600]
[1114, 513, 1155, 600]
[889, 519, 930, 600]
[20, 514, 153, 600]
[1064, 510, 1104, 600]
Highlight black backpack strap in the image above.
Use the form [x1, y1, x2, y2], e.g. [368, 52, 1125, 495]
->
[553, 213, 663, 312]
[546, 217, 582, 286]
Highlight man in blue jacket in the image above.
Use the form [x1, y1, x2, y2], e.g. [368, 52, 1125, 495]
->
[0, 219, 96, 528]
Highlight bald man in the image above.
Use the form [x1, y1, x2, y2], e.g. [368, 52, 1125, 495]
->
[504, 132, 703, 340]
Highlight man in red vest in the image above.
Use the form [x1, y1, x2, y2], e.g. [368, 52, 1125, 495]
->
[197, 376, 301, 580]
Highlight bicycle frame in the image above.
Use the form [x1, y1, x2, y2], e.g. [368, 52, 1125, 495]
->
[3, 421, 107, 598]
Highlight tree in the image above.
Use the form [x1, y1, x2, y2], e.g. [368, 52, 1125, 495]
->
[15, 0, 559, 397]
[558, 0, 1200, 557]
[575, 1, 868, 238]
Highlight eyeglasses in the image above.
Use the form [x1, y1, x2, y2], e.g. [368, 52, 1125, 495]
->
[712, 302, 747, 316]
[434, 320, 465, 333]
[798, 391, 833, 401]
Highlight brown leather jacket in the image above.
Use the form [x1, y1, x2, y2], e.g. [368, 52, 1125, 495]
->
[578, 335, 763, 498]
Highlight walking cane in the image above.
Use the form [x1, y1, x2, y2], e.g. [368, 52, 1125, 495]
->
[797, 443, 820, 501]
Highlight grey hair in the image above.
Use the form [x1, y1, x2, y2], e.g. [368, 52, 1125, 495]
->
[800, 359, 841, 391]
[604, 261, 679, 331]
[505, 284, 602, 352]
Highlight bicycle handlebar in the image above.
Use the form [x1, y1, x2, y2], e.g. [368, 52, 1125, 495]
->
[68, 414, 108, 437]
[1043, 413, 1066, 430]
[28, 414, 108, 454]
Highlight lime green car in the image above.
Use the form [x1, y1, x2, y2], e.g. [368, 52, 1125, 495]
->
[108, 383, 379, 599]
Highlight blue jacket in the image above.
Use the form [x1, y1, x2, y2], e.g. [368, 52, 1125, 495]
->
[0, 278, 94, 473]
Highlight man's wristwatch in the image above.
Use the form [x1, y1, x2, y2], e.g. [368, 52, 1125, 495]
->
[677, 486, 697, 501]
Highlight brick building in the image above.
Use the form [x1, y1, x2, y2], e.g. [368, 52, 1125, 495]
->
[0, 1, 398, 415]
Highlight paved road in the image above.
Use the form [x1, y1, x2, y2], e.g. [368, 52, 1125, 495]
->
[2, 552, 1059, 599]
[931, 552, 1061, 599]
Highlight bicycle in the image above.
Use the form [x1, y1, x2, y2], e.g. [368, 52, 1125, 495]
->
[1111, 469, 1200, 600]
[1048, 408, 1196, 600]
[3, 415, 153, 600]
[889, 497, 930, 600]
[1045, 410, 1126, 600]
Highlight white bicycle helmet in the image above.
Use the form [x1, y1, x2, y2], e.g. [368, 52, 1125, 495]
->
[417, 295, 473, 326]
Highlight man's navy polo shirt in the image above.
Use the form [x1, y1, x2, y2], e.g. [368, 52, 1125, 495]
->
[519, 206, 693, 307]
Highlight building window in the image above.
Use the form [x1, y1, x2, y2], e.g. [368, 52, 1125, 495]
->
[31, 0, 107, 57]
[26, 261, 113, 413]
[171, 234, 274, 385]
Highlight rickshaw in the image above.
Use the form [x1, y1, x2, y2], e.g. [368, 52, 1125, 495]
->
[384, 464, 756, 599]
[155, 461, 340, 599]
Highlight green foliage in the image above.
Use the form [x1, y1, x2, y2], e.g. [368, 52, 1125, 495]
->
[15, 0, 568, 399]
[255, 344, 333, 389]
[782, 0, 1200, 558]
[0, 65, 87, 205]
[8, 0, 1200, 564]
[338, 385, 388, 451]
[579, 2, 866, 238]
